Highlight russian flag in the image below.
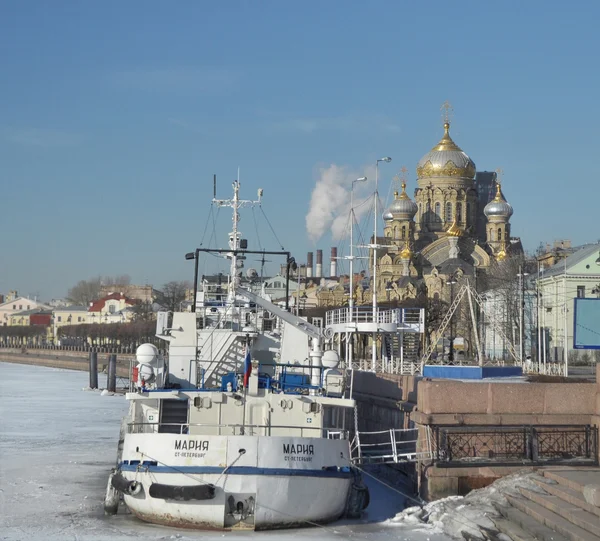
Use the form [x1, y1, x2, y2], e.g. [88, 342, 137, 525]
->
[243, 347, 252, 387]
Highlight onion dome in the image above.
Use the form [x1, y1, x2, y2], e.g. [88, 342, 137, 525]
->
[484, 183, 513, 221]
[446, 218, 464, 237]
[416, 122, 476, 180]
[383, 181, 418, 221]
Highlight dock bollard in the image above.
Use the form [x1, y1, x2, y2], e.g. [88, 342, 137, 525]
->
[107, 354, 117, 393]
[89, 350, 98, 389]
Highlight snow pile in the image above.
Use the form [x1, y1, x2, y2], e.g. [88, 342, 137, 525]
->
[390, 471, 549, 540]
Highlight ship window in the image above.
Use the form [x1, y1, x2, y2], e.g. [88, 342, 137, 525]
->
[445, 202, 452, 222]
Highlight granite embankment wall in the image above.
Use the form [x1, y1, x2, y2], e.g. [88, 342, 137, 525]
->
[0, 348, 131, 378]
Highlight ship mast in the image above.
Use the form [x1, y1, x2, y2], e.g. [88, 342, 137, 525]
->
[213, 176, 262, 304]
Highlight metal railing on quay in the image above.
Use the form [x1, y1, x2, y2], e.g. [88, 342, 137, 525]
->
[433, 424, 599, 467]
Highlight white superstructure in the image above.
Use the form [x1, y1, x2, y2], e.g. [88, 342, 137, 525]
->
[104, 180, 368, 530]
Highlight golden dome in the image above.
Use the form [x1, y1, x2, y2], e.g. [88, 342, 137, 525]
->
[416, 122, 476, 180]
[446, 218, 464, 237]
[400, 244, 412, 259]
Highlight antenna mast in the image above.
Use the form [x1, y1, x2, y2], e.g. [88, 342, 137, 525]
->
[213, 176, 263, 303]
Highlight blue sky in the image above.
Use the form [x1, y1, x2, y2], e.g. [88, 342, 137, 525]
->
[1, 1, 599, 300]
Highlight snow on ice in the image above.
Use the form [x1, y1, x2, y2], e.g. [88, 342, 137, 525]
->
[0, 362, 455, 541]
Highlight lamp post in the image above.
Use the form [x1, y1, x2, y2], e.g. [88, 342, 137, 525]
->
[517, 265, 530, 364]
[446, 273, 458, 362]
[372, 157, 392, 372]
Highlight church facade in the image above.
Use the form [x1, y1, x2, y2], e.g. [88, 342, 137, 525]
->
[370, 119, 521, 305]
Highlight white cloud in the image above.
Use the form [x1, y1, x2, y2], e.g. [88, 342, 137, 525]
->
[305, 163, 376, 243]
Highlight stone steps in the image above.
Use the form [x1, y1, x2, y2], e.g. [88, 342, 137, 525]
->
[506, 495, 599, 541]
[497, 469, 600, 541]
[519, 488, 600, 538]
[494, 504, 569, 541]
[531, 478, 600, 518]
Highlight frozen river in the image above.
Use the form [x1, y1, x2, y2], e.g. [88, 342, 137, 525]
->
[0, 362, 452, 541]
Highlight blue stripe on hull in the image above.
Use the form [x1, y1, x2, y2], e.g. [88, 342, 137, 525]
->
[119, 464, 352, 479]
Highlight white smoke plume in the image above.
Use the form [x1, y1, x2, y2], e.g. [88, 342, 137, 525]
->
[305, 163, 374, 243]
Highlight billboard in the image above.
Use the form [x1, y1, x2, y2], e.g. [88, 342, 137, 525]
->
[573, 298, 600, 349]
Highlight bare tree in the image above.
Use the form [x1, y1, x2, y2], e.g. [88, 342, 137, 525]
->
[159, 281, 191, 312]
[102, 274, 131, 287]
[67, 275, 133, 306]
[131, 301, 155, 322]
[67, 277, 103, 306]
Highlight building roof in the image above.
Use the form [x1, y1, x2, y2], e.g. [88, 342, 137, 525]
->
[11, 308, 53, 317]
[541, 242, 600, 278]
[54, 305, 88, 312]
[88, 292, 137, 312]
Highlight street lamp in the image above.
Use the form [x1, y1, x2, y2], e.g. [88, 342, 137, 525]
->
[517, 266, 530, 363]
[372, 157, 392, 372]
[446, 274, 458, 362]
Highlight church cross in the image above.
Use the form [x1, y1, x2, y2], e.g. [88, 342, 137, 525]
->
[441, 100, 454, 123]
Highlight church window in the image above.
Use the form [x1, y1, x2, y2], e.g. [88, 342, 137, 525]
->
[456, 202, 462, 223]
[490, 228, 494, 241]
[401, 225, 406, 239]
[434, 202, 441, 222]
[445, 202, 452, 222]
[466, 202, 471, 223]
[426, 201, 431, 222]
[497, 228, 502, 241]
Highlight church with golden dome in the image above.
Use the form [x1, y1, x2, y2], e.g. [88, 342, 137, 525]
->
[371, 115, 521, 305]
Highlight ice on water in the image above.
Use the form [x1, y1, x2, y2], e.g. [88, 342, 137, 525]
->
[0, 362, 453, 541]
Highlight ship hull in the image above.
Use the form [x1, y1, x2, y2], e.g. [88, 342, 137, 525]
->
[119, 433, 354, 530]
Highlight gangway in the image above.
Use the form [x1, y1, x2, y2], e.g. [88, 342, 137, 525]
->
[350, 427, 433, 465]
[235, 286, 322, 340]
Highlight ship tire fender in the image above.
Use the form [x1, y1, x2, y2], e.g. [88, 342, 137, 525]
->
[104, 470, 120, 515]
[111, 471, 143, 496]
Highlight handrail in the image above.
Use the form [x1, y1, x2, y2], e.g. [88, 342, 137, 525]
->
[127, 421, 349, 439]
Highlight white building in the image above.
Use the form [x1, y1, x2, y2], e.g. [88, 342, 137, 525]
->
[537, 243, 600, 361]
[0, 296, 51, 327]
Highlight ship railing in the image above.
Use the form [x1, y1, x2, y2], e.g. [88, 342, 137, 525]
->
[127, 422, 349, 439]
[325, 307, 424, 327]
[350, 427, 433, 464]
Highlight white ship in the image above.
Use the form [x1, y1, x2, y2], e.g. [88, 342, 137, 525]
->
[104, 179, 369, 530]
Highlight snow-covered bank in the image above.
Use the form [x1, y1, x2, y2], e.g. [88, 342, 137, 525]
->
[390, 472, 549, 540]
[0, 363, 453, 541]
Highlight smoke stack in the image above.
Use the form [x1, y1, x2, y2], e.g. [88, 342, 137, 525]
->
[330, 247, 337, 277]
[316, 249, 323, 278]
[306, 252, 313, 278]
